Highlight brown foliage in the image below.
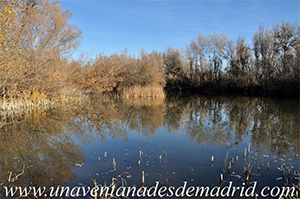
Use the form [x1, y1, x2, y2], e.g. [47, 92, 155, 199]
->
[75, 49, 166, 97]
[0, 0, 297, 99]
[76, 53, 125, 93]
[0, 0, 82, 98]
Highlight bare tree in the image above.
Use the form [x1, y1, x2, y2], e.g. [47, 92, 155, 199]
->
[273, 21, 298, 75]
[207, 33, 228, 83]
[163, 46, 188, 92]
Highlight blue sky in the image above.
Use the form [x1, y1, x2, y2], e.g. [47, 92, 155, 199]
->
[61, 0, 299, 58]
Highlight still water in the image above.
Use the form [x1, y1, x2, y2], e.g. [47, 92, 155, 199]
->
[0, 95, 299, 198]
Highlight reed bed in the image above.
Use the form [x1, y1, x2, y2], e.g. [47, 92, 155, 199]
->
[0, 91, 86, 117]
[122, 97, 165, 107]
[121, 86, 165, 99]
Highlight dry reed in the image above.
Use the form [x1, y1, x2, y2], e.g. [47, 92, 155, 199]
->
[0, 89, 86, 117]
[121, 86, 165, 99]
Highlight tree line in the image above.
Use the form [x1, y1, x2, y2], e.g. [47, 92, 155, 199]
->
[0, 0, 299, 100]
[182, 22, 299, 97]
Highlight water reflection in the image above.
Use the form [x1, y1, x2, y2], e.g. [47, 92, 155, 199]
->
[114, 96, 299, 155]
[115, 97, 165, 137]
[0, 108, 85, 196]
[0, 97, 127, 197]
[177, 96, 300, 154]
[0, 95, 299, 197]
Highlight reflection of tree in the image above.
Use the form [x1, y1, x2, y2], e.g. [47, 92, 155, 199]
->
[183, 97, 231, 146]
[113, 95, 299, 155]
[0, 94, 298, 196]
[115, 98, 165, 137]
[179, 96, 299, 155]
[224, 97, 255, 141]
[83, 95, 128, 142]
[250, 98, 300, 155]
[164, 96, 188, 132]
[0, 108, 86, 196]
[0, 95, 128, 196]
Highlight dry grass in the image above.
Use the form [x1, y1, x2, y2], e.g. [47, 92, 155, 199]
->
[0, 89, 86, 117]
[122, 97, 165, 107]
[121, 86, 165, 99]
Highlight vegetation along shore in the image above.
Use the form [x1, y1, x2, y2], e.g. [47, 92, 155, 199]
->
[0, 0, 299, 115]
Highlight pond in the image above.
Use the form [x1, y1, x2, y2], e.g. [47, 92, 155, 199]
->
[0, 95, 299, 198]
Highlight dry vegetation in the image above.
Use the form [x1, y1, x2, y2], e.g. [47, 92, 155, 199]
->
[0, 0, 82, 97]
[183, 23, 300, 97]
[0, 0, 298, 117]
[0, 1, 298, 196]
[122, 86, 165, 99]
